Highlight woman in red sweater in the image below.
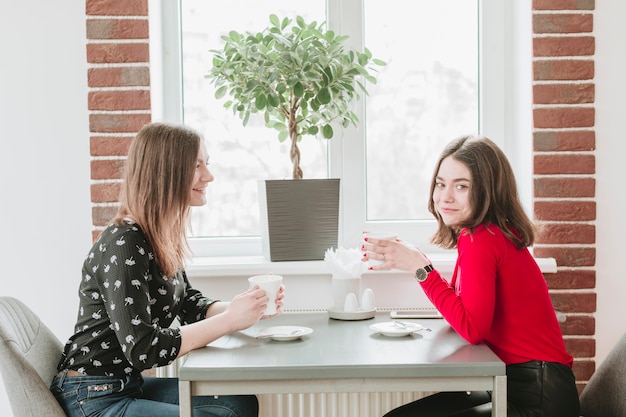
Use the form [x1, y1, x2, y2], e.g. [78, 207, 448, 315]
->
[363, 135, 579, 416]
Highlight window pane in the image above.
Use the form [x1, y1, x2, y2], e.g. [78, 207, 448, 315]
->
[364, 0, 479, 221]
[181, 1, 326, 237]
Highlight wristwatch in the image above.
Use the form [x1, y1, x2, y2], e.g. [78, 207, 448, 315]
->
[415, 264, 434, 282]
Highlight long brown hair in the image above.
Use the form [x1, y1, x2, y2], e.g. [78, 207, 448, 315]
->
[114, 122, 202, 277]
[428, 135, 535, 250]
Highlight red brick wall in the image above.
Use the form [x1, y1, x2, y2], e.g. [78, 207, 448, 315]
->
[86, 0, 150, 241]
[85, 0, 598, 390]
[531, 0, 596, 392]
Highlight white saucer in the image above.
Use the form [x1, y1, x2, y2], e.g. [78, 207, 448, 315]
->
[328, 308, 376, 321]
[257, 325, 313, 341]
[369, 321, 426, 337]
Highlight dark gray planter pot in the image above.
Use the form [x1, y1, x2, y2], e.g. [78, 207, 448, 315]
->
[258, 179, 340, 262]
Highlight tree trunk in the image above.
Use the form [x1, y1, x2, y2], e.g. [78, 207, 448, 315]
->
[288, 107, 303, 179]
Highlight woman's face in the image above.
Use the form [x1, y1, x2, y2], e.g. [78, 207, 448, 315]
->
[189, 142, 214, 207]
[433, 156, 473, 227]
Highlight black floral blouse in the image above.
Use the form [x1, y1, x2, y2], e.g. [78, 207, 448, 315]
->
[57, 220, 216, 377]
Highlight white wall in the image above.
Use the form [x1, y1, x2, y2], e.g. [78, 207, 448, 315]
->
[594, 1, 626, 364]
[0, 1, 91, 415]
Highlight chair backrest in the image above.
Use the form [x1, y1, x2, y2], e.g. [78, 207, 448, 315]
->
[0, 296, 66, 417]
[580, 331, 626, 417]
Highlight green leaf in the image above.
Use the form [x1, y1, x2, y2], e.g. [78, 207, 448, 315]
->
[322, 124, 333, 139]
[373, 58, 387, 66]
[271, 121, 286, 131]
[293, 81, 304, 98]
[281, 17, 291, 31]
[215, 85, 228, 99]
[317, 87, 331, 105]
[267, 93, 280, 108]
[255, 94, 267, 110]
[270, 14, 280, 28]
[308, 125, 319, 135]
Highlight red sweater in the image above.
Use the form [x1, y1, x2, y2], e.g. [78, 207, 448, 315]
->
[421, 224, 573, 367]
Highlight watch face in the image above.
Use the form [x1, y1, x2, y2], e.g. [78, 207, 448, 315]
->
[415, 268, 427, 282]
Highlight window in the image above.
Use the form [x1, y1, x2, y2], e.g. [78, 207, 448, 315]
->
[150, 0, 531, 259]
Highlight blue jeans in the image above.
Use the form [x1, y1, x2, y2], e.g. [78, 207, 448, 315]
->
[50, 371, 258, 417]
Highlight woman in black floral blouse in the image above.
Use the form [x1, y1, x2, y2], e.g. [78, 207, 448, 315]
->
[51, 122, 281, 417]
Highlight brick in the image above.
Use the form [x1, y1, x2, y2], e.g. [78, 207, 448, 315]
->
[534, 177, 595, 198]
[534, 130, 595, 151]
[86, 0, 148, 16]
[558, 314, 594, 336]
[533, 13, 593, 33]
[533, 83, 594, 104]
[550, 291, 596, 313]
[87, 43, 149, 64]
[91, 182, 122, 203]
[534, 200, 596, 221]
[87, 18, 149, 40]
[544, 269, 596, 289]
[533, 107, 594, 128]
[534, 59, 594, 81]
[536, 223, 595, 244]
[88, 67, 150, 87]
[90, 136, 133, 156]
[533, 0, 595, 11]
[91, 159, 126, 180]
[92, 205, 119, 226]
[534, 36, 594, 57]
[533, 246, 595, 267]
[564, 337, 595, 358]
[88, 90, 151, 111]
[573, 360, 595, 381]
[89, 113, 151, 134]
[534, 153, 594, 175]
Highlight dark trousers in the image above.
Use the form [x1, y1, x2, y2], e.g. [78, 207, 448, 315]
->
[383, 361, 580, 417]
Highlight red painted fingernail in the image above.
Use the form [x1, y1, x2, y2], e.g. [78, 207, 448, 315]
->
[364, 237, 369, 242]
[368, 267, 373, 270]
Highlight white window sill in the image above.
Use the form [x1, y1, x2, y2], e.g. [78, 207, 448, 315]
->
[185, 253, 557, 279]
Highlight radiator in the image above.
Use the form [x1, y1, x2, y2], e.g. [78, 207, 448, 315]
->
[257, 391, 430, 417]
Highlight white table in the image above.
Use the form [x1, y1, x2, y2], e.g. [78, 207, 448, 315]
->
[178, 312, 506, 416]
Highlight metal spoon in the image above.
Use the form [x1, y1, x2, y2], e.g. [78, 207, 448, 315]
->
[393, 320, 431, 332]
[256, 329, 304, 339]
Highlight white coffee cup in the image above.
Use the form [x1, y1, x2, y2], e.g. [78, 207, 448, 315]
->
[248, 274, 283, 315]
[363, 232, 397, 266]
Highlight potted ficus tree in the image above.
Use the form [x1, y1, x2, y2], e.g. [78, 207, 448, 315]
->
[207, 14, 385, 261]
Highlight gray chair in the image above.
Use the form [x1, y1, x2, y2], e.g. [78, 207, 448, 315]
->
[579, 331, 626, 417]
[0, 296, 66, 417]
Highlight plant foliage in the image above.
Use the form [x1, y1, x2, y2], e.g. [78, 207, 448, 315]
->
[206, 14, 386, 179]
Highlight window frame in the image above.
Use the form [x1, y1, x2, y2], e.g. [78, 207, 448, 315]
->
[149, 0, 532, 261]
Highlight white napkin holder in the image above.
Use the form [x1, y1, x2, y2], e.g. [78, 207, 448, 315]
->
[325, 247, 376, 320]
